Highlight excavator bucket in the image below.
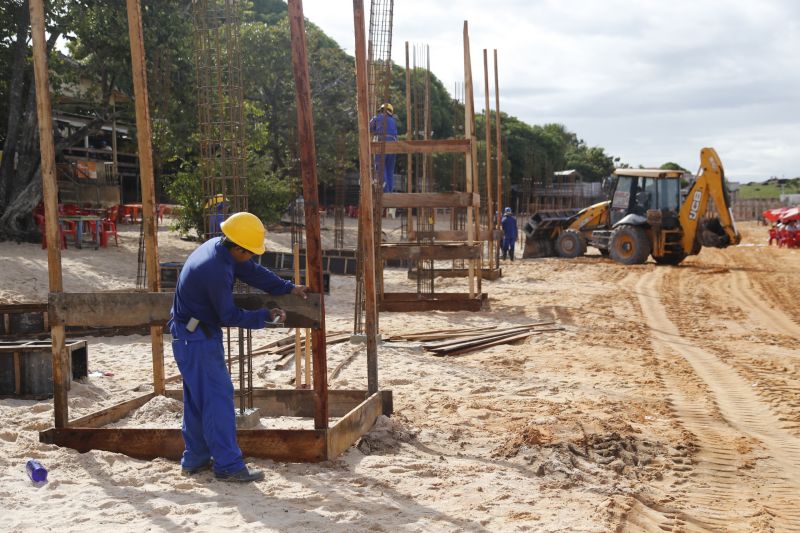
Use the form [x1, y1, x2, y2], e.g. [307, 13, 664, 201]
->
[522, 209, 579, 258]
[698, 217, 733, 248]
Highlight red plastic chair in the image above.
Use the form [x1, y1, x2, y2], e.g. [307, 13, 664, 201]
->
[34, 214, 68, 250]
[157, 204, 167, 224]
[100, 206, 119, 247]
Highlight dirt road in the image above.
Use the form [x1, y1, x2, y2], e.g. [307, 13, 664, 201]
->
[1, 221, 798, 532]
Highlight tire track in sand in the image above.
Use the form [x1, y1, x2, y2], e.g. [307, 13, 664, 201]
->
[698, 248, 799, 337]
[633, 268, 800, 531]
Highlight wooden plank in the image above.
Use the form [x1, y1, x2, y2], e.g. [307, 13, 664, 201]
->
[164, 388, 369, 418]
[379, 293, 487, 313]
[125, 0, 164, 396]
[407, 267, 502, 281]
[48, 292, 322, 329]
[288, 0, 329, 428]
[408, 229, 502, 242]
[29, 0, 68, 429]
[69, 392, 156, 428]
[425, 327, 535, 351]
[369, 138, 470, 155]
[494, 49, 503, 243]
[433, 331, 535, 357]
[404, 41, 413, 238]
[39, 427, 327, 462]
[381, 243, 482, 261]
[327, 392, 383, 459]
[382, 192, 479, 209]
[352, 0, 380, 396]
[483, 48, 495, 271]
[463, 21, 477, 298]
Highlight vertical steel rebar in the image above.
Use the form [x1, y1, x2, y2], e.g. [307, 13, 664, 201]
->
[193, 0, 252, 414]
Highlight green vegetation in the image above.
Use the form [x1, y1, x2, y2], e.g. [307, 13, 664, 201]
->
[736, 177, 800, 200]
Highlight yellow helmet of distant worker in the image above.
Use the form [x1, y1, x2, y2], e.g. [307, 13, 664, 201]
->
[220, 212, 266, 255]
[380, 103, 394, 115]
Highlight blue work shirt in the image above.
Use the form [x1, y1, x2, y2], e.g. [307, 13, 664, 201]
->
[502, 215, 518, 241]
[369, 112, 398, 141]
[170, 237, 294, 338]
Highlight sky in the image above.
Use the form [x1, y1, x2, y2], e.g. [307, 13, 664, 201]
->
[299, 0, 800, 181]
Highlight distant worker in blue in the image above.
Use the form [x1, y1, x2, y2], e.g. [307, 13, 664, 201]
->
[369, 102, 398, 193]
[501, 207, 518, 261]
[169, 212, 308, 482]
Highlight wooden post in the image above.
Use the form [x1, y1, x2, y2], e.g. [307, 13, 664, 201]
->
[288, 0, 329, 426]
[405, 41, 413, 238]
[463, 22, 476, 298]
[494, 50, 503, 264]
[29, 0, 68, 427]
[293, 243, 302, 388]
[494, 49, 502, 227]
[353, 0, 379, 394]
[126, 0, 164, 395]
[483, 49, 494, 271]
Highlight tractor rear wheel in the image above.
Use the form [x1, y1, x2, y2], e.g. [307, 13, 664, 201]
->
[555, 230, 586, 258]
[609, 225, 651, 265]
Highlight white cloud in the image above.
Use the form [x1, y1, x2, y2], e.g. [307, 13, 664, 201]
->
[299, 0, 800, 179]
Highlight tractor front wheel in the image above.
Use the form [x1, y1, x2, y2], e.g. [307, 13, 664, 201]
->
[609, 225, 651, 265]
[555, 230, 586, 258]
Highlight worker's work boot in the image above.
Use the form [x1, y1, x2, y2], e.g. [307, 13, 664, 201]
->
[510, 250, 515, 261]
[215, 467, 265, 483]
[181, 460, 213, 476]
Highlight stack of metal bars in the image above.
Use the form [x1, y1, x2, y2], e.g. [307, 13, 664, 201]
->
[193, 0, 252, 414]
[355, 0, 394, 334]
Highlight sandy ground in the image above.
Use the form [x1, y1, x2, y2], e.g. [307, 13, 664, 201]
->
[0, 219, 799, 532]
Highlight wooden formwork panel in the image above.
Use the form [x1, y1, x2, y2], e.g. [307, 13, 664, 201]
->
[381, 242, 482, 261]
[407, 268, 502, 281]
[379, 292, 487, 312]
[39, 389, 392, 462]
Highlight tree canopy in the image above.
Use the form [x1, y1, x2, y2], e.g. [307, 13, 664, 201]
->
[0, 0, 621, 240]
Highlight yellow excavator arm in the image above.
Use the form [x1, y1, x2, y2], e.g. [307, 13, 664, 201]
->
[679, 147, 741, 254]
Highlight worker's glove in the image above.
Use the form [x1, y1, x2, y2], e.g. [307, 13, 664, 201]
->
[268, 307, 286, 325]
[291, 285, 308, 299]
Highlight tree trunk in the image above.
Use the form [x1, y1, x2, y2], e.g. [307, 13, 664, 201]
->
[0, 1, 31, 209]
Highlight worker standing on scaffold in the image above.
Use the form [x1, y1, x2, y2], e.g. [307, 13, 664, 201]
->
[169, 212, 307, 482]
[501, 207, 518, 261]
[369, 102, 398, 193]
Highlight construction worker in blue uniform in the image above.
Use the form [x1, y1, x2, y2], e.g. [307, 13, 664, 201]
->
[501, 207, 518, 261]
[369, 103, 398, 193]
[169, 212, 307, 482]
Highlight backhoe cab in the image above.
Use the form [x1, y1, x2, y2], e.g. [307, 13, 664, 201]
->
[522, 147, 740, 265]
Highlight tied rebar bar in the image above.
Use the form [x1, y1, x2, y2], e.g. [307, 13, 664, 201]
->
[451, 82, 466, 270]
[193, 0, 252, 414]
[414, 44, 434, 296]
[355, 0, 394, 334]
[334, 145, 346, 250]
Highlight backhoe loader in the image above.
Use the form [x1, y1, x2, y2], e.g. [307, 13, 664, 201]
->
[522, 147, 741, 265]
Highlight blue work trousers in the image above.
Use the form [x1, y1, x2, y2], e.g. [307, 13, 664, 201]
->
[172, 336, 244, 475]
[374, 153, 396, 192]
[501, 236, 515, 252]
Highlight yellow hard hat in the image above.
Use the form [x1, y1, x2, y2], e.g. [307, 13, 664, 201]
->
[204, 193, 225, 208]
[220, 212, 266, 255]
[380, 103, 394, 114]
